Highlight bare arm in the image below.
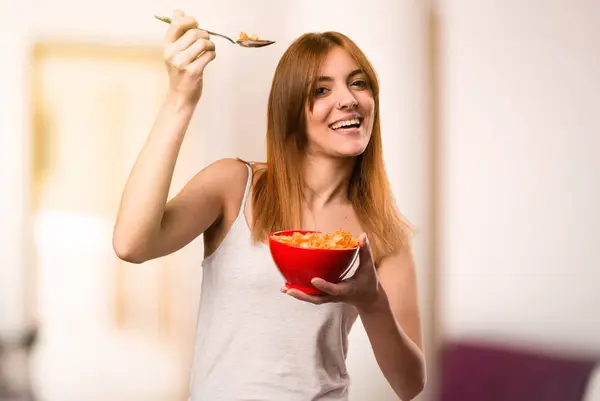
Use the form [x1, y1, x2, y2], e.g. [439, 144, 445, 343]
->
[112, 10, 222, 263]
[114, 153, 245, 263]
[359, 247, 426, 400]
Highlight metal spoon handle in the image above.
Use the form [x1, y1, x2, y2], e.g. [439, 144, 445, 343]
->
[202, 30, 236, 44]
[153, 15, 236, 44]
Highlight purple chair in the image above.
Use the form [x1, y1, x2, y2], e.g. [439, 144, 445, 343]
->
[439, 341, 598, 401]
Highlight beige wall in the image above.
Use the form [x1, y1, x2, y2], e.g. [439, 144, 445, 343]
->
[0, 1, 31, 338]
[438, 0, 600, 353]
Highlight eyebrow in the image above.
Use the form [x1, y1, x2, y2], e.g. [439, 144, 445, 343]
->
[317, 68, 364, 82]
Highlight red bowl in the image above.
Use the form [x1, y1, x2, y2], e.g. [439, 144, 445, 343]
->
[268, 230, 360, 295]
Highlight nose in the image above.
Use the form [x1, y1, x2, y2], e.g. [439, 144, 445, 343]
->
[336, 87, 358, 109]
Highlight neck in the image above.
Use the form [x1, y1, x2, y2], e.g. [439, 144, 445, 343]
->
[301, 155, 356, 209]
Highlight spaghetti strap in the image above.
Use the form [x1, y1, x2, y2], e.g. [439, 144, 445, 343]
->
[237, 161, 253, 217]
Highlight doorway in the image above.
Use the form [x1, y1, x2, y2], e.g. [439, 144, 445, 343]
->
[28, 41, 202, 401]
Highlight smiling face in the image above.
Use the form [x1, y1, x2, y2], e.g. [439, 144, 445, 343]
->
[304, 46, 375, 159]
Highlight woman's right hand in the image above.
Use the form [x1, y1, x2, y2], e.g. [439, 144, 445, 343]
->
[162, 10, 216, 105]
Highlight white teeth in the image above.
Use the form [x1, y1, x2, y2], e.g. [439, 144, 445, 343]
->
[330, 118, 360, 130]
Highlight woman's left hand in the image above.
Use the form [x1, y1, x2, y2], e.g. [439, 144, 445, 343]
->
[282, 233, 386, 311]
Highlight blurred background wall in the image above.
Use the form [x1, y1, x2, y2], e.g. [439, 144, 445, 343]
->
[438, 0, 600, 353]
[0, 0, 598, 400]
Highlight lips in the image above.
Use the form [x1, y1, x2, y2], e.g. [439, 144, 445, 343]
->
[329, 117, 362, 130]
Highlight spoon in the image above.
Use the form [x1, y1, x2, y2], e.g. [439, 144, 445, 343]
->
[154, 15, 275, 48]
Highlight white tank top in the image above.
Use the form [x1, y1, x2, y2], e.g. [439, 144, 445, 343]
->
[188, 163, 359, 401]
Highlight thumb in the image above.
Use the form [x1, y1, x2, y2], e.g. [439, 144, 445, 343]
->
[358, 233, 374, 265]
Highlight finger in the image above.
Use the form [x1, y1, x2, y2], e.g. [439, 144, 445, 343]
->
[173, 38, 215, 68]
[285, 289, 333, 305]
[164, 15, 199, 45]
[163, 29, 203, 61]
[173, 9, 185, 18]
[311, 278, 345, 296]
[358, 233, 374, 266]
[314, 277, 360, 301]
[173, 27, 210, 45]
[176, 29, 209, 50]
[196, 29, 210, 40]
[187, 49, 216, 74]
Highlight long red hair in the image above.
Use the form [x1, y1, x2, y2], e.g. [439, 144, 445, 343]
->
[251, 31, 412, 263]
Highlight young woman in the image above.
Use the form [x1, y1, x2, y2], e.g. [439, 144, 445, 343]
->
[113, 9, 426, 401]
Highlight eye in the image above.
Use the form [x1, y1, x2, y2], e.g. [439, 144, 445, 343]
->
[351, 80, 369, 89]
[315, 87, 330, 96]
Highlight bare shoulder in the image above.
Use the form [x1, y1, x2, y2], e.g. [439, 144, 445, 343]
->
[184, 157, 248, 200]
[201, 157, 250, 184]
[163, 157, 249, 220]
[123, 158, 252, 262]
[201, 158, 259, 256]
[205, 158, 255, 209]
[162, 157, 249, 230]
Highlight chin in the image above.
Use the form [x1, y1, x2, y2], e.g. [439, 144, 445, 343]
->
[336, 132, 370, 157]
[332, 142, 369, 158]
